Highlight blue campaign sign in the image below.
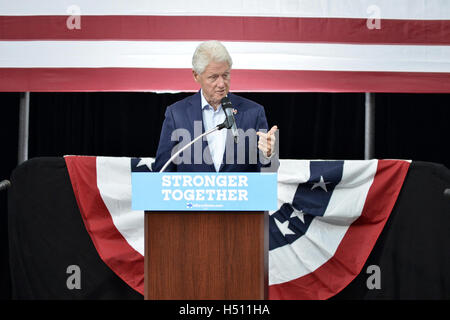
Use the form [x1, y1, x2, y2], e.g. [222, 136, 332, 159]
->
[132, 172, 277, 211]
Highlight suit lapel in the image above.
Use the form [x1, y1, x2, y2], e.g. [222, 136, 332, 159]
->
[187, 91, 215, 172]
[229, 92, 243, 128]
[186, 91, 203, 132]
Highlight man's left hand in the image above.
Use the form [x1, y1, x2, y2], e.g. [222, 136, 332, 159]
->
[257, 125, 278, 158]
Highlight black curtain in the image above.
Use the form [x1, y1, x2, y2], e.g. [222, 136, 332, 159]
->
[26, 92, 366, 160]
[28, 92, 189, 158]
[375, 93, 450, 167]
[0, 93, 19, 299]
[24, 92, 450, 167]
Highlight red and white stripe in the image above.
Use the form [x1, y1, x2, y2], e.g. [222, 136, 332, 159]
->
[1, 0, 449, 92]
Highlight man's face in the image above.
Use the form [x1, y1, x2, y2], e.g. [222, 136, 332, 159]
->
[193, 60, 230, 109]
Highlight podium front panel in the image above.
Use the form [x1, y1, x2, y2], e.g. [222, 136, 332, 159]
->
[144, 210, 268, 300]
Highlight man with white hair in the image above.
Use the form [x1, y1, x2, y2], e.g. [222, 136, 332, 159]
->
[152, 40, 278, 172]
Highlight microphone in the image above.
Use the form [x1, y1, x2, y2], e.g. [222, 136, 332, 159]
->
[221, 96, 239, 144]
[0, 180, 11, 191]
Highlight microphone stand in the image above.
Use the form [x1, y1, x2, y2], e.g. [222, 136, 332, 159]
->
[159, 122, 228, 173]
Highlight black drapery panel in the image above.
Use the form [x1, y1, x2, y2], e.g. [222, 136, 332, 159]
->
[375, 93, 450, 168]
[239, 93, 366, 160]
[28, 92, 190, 158]
[27, 92, 366, 161]
[0, 92, 19, 299]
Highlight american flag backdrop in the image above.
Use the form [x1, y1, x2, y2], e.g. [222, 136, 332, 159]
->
[1, 0, 449, 92]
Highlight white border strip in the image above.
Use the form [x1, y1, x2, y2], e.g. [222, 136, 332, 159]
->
[96, 157, 145, 256]
[1, 41, 450, 73]
[1, 0, 449, 20]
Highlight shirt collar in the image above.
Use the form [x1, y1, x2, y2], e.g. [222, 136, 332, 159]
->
[200, 89, 209, 110]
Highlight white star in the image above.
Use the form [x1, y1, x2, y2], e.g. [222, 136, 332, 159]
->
[311, 175, 330, 192]
[290, 208, 305, 224]
[274, 218, 295, 236]
[136, 158, 154, 171]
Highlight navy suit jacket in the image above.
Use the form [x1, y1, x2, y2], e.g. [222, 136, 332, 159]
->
[152, 91, 271, 172]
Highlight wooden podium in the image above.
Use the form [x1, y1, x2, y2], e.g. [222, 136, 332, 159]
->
[144, 210, 268, 300]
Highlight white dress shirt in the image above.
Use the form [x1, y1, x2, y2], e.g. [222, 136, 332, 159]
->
[201, 90, 227, 172]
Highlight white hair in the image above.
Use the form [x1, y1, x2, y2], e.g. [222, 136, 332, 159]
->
[192, 40, 233, 75]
